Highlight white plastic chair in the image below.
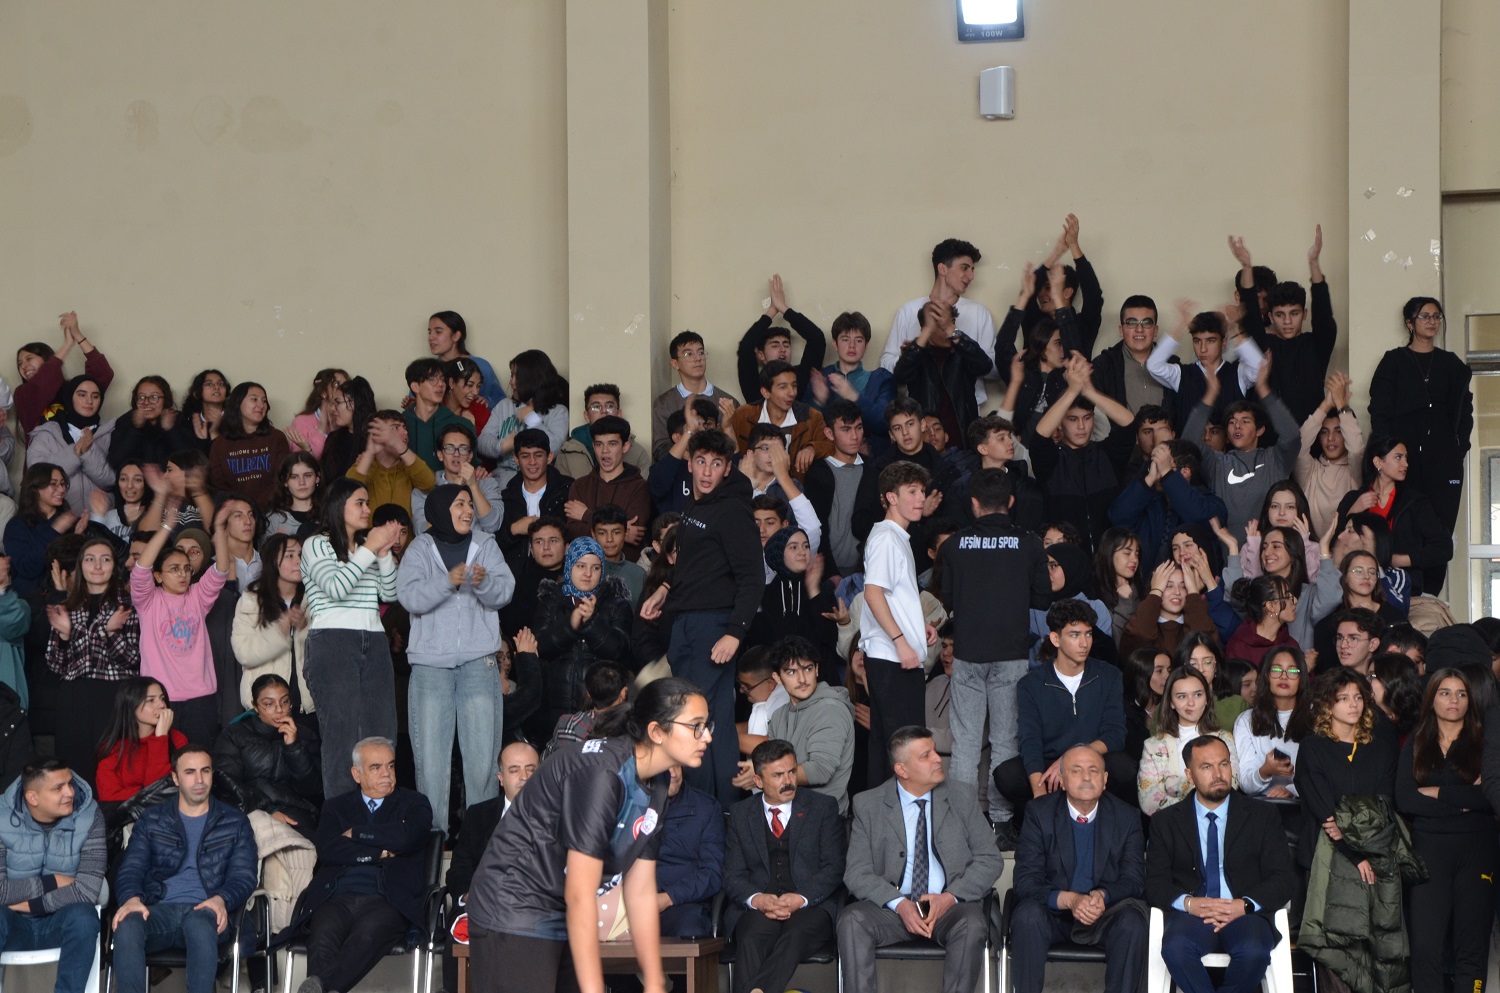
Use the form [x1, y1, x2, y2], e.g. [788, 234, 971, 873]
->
[1147, 906, 1293, 993]
[0, 881, 108, 993]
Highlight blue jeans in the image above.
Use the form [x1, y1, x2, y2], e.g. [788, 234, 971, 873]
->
[112, 903, 229, 993]
[409, 655, 503, 829]
[949, 658, 1028, 821]
[0, 904, 101, 993]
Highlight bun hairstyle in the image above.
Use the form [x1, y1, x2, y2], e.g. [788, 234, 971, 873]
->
[589, 677, 704, 743]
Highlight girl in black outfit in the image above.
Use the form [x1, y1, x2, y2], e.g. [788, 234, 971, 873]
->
[107, 375, 177, 471]
[212, 673, 323, 837]
[747, 527, 837, 678]
[1368, 297, 1473, 556]
[1335, 435, 1452, 598]
[1293, 669, 1398, 871]
[1122, 646, 1170, 762]
[1396, 667, 1495, 993]
[168, 368, 230, 456]
[318, 376, 376, 483]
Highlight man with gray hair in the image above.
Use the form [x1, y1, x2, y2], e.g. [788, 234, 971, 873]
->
[285, 737, 433, 993]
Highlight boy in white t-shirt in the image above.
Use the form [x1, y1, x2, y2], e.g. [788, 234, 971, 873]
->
[858, 460, 938, 786]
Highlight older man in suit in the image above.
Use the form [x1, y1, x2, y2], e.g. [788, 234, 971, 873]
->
[722, 739, 846, 993]
[837, 726, 1003, 993]
[287, 737, 434, 993]
[1145, 735, 1296, 993]
[1011, 745, 1147, 993]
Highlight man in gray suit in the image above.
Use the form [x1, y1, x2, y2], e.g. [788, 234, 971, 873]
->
[722, 739, 846, 993]
[837, 725, 1003, 993]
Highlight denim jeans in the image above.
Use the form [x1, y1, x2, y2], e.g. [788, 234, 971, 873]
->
[0, 903, 101, 993]
[112, 903, 228, 993]
[303, 627, 398, 796]
[949, 658, 1028, 821]
[409, 655, 503, 830]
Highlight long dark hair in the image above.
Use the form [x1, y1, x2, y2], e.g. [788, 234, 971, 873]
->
[1411, 666, 1482, 785]
[269, 451, 323, 519]
[1260, 525, 1310, 598]
[64, 536, 128, 610]
[180, 369, 230, 421]
[509, 349, 565, 414]
[1249, 645, 1313, 741]
[96, 677, 169, 764]
[1372, 652, 1423, 736]
[641, 523, 679, 603]
[321, 377, 377, 480]
[1022, 318, 1062, 369]
[1154, 666, 1220, 736]
[431, 311, 470, 353]
[1173, 630, 1232, 700]
[250, 533, 304, 627]
[298, 368, 348, 416]
[17, 463, 65, 525]
[1257, 480, 1312, 534]
[1239, 574, 1292, 626]
[218, 382, 273, 439]
[1338, 549, 1387, 610]
[590, 677, 704, 742]
[110, 460, 150, 533]
[1361, 434, 1407, 490]
[1311, 668, 1374, 745]
[318, 478, 368, 562]
[1093, 527, 1140, 612]
[1402, 296, 1443, 344]
[1124, 646, 1168, 713]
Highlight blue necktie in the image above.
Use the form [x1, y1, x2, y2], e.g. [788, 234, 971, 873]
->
[1203, 812, 1221, 898]
[367, 798, 378, 823]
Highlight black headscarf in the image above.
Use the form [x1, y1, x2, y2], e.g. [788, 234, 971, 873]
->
[424, 484, 473, 571]
[1045, 542, 1091, 602]
[51, 375, 103, 440]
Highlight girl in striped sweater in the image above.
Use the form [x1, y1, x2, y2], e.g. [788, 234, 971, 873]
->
[299, 477, 402, 795]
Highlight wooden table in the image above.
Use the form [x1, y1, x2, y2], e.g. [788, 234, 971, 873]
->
[451, 935, 725, 993]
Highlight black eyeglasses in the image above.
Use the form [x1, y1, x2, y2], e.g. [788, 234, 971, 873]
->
[737, 676, 773, 695]
[662, 719, 715, 740]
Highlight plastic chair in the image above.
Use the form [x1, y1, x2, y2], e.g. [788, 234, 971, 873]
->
[1146, 906, 1294, 993]
[993, 888, 1110, 993]
[281, 829, 447, 993]
[0, 883, 108, 993]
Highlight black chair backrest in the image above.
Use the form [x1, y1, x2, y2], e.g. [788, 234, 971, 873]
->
[423, 829, 446, 886]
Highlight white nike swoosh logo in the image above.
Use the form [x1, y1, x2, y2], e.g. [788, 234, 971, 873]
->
[1226, 466, 1263, 484]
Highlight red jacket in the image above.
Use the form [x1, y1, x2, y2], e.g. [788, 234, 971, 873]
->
[96, 730, 187, 802]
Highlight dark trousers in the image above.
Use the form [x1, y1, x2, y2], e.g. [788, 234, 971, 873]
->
[836, 899, 987, 993]
[731, 906, 833, 993]
[469, 924, 578, 993]
[670, 609, 737, 809]
[304, 893, 408, 993]
[1407, 448, 1462, 595]
[863, 659, 926, 786]
[304, 627, 398, 797]
[174, 694, 221, 750]
[1409, 829, 1499, 993]
[1010, 899, 1145, 993]
[1160, 911, 1277, 993]
[994, 751, 1138, 825]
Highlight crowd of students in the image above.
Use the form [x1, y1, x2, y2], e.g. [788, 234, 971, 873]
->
[0, 219, 1487, 993]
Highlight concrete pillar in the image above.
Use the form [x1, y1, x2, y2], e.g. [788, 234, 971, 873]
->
[564, 0, 671, 441]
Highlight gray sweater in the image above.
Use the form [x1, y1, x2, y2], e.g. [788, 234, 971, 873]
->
[1184, 391, 1301, 542]
[396, 531, 515, 668]
[768, 682, 856, 815]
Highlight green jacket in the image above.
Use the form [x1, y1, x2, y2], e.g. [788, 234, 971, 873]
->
[1299, 793, 1426, 993]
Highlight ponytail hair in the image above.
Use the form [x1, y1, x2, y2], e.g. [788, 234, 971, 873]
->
[589, 677, 703, 742]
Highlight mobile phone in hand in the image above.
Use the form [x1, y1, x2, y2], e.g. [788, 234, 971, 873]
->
[916, 898, 931, 919]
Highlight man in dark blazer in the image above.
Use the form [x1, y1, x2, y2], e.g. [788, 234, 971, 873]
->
[838, 726, 1003, 993]
[1145, 736, 1296, 993]
[1011, 746, 1146, 993]
[287, 736, 434, 993]
[722, 739, 846, 993]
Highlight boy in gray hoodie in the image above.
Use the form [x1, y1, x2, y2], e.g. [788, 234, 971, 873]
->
[766, 635, 856, 814]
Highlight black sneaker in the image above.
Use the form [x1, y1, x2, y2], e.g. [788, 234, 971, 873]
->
[993, 820, 1019, 851]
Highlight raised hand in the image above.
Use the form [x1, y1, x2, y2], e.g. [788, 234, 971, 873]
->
[284, 423, 309, 453]
[1325, 370, 1351, 410]
[514, 626, 539, 656]
[1254, 350, 1274, 398]
[768, 274, 787, 316]
[1016, 262, 1038, 308]
[89, 487, 110, 519]
[1209, 517, 1240, 558]
[1062, 213, 1081, 255]
[1308, 223, 1323, 264]
[1227, 235, 1253, 268]
[807, 368, 830, 405]
[1174, 299, 1198, 339]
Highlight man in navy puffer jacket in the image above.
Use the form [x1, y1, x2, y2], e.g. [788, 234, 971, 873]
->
[111, 745, 258, 993]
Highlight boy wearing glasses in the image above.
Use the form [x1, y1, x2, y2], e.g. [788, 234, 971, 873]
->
[556, 383, 650, 481]
[410, 422, 502, 534]
[766, 635, 855, 815]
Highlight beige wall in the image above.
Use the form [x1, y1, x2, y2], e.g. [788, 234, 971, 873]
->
[0, 1, 568, 423]
[1442, 0, 1500, 194]
[668, 1, 1351, 381]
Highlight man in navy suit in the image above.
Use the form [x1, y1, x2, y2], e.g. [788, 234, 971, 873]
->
[722, 739, 846, 993]
[1145, 735, 1296, 993]
[1011, 745, 1146, 993]
[288, 736, 433, 993]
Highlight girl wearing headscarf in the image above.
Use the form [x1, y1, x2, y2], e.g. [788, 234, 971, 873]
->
[1027, 541, 1118, 666]
[747, 527, 837, 679]
[397, 484, 516, 835]
[531, 536, 632, 741]
[24, 375, 117, 516]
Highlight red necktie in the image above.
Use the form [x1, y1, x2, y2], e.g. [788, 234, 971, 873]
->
[1077, 816, 1088, 824]
[770, 807, 785, 838]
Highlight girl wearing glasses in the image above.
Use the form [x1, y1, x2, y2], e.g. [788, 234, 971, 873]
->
[1311, 549, 1405, 665]
[318, 376, 376, 483]
[107, 375, 177, 471]
[1369, 298, 1473, 549]
[4, 464, 81, 596]
[465, 676, 711, 993]
[1224, 575, 1300, 668]
[1233, 645, 1312, 799]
